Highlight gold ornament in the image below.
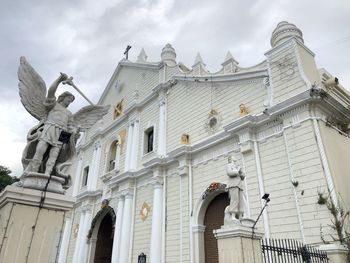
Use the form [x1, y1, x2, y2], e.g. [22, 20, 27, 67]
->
[180, 133, 189, 145]
[239, 103, 248, 116]
[118, 129, 126, 153]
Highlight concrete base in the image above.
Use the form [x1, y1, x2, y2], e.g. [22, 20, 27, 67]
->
[0, 185, 74, 263]
[319, 244, 349, 263]
[214, 219, 263, 263]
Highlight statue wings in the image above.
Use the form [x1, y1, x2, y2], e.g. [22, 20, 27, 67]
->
[73, 105, 110, 131]
[19, 56, 110, 130]
[18, 56, 47, 120]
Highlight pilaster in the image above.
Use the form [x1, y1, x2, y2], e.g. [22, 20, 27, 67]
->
[150, 168, 164, 263]
[157, 92, 167, 156]
[111, 195, 125, 263]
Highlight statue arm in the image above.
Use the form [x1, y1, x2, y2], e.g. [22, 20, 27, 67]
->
[47, 73, 68, 100]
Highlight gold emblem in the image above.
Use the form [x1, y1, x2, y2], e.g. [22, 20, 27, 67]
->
[113, 99, 124, 119]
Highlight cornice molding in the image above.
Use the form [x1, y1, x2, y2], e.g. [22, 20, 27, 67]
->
[173, 69, 268, 83]
[75, 189, 103, 202]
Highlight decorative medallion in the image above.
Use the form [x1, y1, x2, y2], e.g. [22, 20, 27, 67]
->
[201, 182, 227, 200]
[205, 109, 222, 133]
[140, 202, 151, 221]
[239, 103, 248, 116]
[73, 224, 79, 239]
[113, 99, 124, 119]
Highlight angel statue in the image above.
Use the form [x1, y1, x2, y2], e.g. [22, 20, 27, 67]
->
[18, 56, 109, 194]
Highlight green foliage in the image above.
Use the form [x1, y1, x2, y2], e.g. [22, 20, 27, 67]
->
[317, 191, 328, 205]
[319, 191, 350, 260]
[0, 165, 19, 192]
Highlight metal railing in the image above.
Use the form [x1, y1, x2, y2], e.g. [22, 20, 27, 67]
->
[261, 238, 329, 263]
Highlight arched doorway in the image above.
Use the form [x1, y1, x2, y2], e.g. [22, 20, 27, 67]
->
[94, 213, 114, 263]
[87, 202, 116, 263]
[203, 192, 229, 263]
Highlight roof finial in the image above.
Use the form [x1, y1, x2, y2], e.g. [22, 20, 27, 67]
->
[192, 52, 206, 67]
[161, 43, 177, 66]
[270, 21, 304, 47]
[136, 48, 148, 63]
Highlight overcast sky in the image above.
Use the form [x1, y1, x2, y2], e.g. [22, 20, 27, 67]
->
[1, 0, 349, 175]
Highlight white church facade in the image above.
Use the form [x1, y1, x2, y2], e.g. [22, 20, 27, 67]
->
[58, 21, 350, 263]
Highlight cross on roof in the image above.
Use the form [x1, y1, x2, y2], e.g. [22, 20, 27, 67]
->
[124, 45, 132, 60]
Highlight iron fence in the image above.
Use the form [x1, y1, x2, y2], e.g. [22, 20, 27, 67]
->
[261, 238, 329, 263]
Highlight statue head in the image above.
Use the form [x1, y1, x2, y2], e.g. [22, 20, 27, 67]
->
[58, 91, 75, 107]
[228, 155, 236, 164]
[101, 199, 109, 208]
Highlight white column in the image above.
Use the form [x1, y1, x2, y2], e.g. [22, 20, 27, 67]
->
[72, 212, 85, 262]
[118, 194, 133, 263]
[157, 97, 166, 156]
[111, 196, 125, 263]
[130, 120, 139, 170]
[73, 158, 83, 196]
[125, 123, 134, 171]
[87, 147, 97, 190]
[91, 144, 101, 189]
[253, 140, 270, 238]
[58, 215, 72, 263]
[79, 210, 92, 263]
[150, 182, 163, 263]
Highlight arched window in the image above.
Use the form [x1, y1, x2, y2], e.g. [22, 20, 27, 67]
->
[81, 165, 89, 187]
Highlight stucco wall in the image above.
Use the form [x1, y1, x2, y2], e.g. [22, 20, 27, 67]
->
[166, 79, 266, 153]
[267, 42, 309, 105]
[131, 175, 153, 262]
[319, 121, 350, 212]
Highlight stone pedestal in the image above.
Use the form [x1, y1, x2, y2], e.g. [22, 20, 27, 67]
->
[319, 244, 349, 263]
[0, 185, 74, 263]
[19, 171, 66, 194]
[213, 219, 263, 263]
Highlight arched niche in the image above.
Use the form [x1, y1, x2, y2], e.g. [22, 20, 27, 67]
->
[104, 135, 121, 173]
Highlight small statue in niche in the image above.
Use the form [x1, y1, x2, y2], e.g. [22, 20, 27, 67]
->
[225, 156, 246, 222]
[113, 99, 124, 119]
[239, 103, 248, 116]
[180, 133, 189, 145]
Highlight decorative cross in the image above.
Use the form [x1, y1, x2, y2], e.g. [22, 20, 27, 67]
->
[124, 45, 132, 60]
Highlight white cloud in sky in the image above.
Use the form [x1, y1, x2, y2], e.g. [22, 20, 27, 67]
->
[0, 0, 349, 175]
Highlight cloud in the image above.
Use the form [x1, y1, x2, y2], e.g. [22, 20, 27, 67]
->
[0, 0, 349, 174]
